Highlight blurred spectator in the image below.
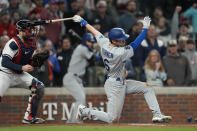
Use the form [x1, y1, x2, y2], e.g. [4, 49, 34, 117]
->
[30, 0, 44, 16]
[126, 21, 143, 80]
[125, 58, 136, 79]
[84, 0, 96, 10]
[182, 39, 197, 86]
[31, 44, 53, 87]
[135, 11, 144, 21]
[3, 0, 24, 20]
[171, 6, 182, 39]
[19, 0, 36, 15]
[0, 0, 9, 12]
[139, 0, 160, 16]
[118, 0, 136, 33]
[144, 49, 166, 87]
[87, 43, 105, 87]
[56, 36, 73, 86]
[0, 10, 17, 38]
[78, 0, 94, 20]
[163, 40, 191, 86]
[138, 24, 166, 68]
[64, 0, 85, 47]
[183, 2, 197, 40]
[0, 35, 9, 55]
[28, 8, 41, 20]
[152, 7, 164, 25]
[40, 0, 62, 48]
[138, 24, 166, 81]
[177, 23, 192, 40]
[116, 0, 130, 11]
[91, 0, 116, 34]
[178, 36, 188, 53]
[43, 40, 61, 86]
[36, 26, 56, 54]
[155, 16, 171, 45]
[105, 0, 119, 23]
[58, 0, 67, 37]
[90, 18, 101, 31]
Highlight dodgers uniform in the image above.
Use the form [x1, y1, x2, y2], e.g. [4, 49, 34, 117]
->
[81, 29, 162, 123]
[63, 33, 94, 123]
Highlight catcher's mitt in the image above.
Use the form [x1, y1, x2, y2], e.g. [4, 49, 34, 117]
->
[32, 50, 50, 67]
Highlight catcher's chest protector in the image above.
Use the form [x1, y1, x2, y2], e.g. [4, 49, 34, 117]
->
[12, 36, 35, 65]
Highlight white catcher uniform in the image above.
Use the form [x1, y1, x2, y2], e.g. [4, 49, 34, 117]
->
[63, 40, 94, 123]
[0, 36, 45, 123]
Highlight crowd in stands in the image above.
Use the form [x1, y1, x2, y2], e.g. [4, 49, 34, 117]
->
[0, 0, 197, 87]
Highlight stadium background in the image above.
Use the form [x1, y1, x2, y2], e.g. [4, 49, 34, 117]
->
[0, 0, 197, 129]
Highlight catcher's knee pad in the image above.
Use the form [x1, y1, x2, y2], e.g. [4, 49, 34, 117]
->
[31, 78, 45, 100]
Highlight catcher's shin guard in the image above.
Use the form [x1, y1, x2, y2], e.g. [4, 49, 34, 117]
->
[24, 79, 44, 120]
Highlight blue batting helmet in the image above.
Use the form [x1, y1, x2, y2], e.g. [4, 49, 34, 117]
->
[108, 28, 129, 41]
[82, 33, 95, 46]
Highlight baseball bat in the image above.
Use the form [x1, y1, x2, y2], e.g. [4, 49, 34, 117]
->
[28, 17, 74, 27]
[51, 17, 74, 23]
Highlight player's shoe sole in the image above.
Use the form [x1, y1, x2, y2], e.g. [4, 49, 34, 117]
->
[76, 104, 88, 121]
[22, 118, 45, 124]
[152, 115, 172, 123]
[161, 115, 172, 123]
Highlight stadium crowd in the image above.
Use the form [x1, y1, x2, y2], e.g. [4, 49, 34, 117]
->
[0, 0, 197, 87]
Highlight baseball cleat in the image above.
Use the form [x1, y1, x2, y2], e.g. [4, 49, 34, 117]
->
[22, 117, 45, 124]
[161, 115, 172, 123]
[76, 104, 88, 121]
[152, 114, 172, 123]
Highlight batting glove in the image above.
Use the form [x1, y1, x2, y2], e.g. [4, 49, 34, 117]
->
[73, 15, 88, 27]
[142, 16, 151, 29]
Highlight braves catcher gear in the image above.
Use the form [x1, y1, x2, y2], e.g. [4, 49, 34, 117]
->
[32, 50, 50, 67]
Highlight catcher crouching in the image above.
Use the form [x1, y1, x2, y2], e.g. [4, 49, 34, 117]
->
[0, 19, 49, 124]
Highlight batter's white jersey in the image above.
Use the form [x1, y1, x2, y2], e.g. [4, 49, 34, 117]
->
[67, 44, 93, 76]
[95, 35, 134, 79]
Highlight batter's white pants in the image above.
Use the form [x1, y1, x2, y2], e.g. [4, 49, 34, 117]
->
[88, 79, 161, 123]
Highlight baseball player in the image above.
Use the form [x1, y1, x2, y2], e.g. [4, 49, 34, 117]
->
[0, 20, 45, 124]
[73, 15, 172, 123]
[63, 32, 96, 123]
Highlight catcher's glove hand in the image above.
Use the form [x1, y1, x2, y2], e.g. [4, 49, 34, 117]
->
[32, 50, 50, 67]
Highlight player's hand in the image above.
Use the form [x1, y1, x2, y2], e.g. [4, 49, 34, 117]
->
[22, 65, 34, 72]
[142, 16, 151, 29]
[73, 15, 88, 26]
[73, 15, 83, 22]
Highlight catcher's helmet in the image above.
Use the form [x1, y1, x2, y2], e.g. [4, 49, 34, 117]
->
[16, 19, 33, 31]
[82, 33, 95, 45]
[108, 28, 129, 41]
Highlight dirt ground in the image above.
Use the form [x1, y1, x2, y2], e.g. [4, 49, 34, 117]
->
[1, 123, 197, 128]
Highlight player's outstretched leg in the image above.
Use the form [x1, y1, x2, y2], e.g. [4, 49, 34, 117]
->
[22, 79, 45, 124]
[126, 80, 172, 123]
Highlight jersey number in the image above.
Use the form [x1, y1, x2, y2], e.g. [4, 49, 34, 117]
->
[103, 59, 110, 72]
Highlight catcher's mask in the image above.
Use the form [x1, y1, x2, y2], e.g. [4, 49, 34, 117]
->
[16, 19, 40, 45]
